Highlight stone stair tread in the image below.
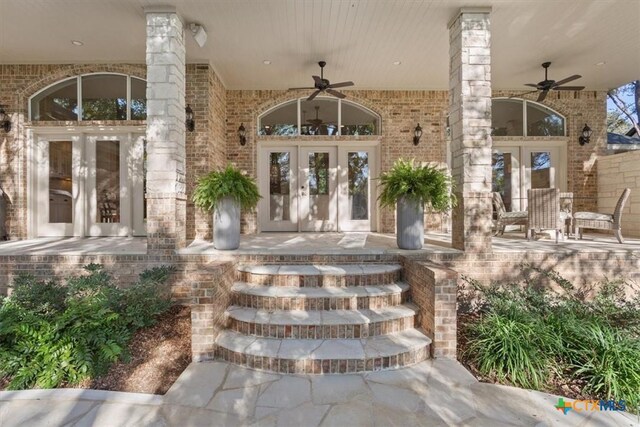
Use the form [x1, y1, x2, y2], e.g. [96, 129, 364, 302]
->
[215, 329, 430, 360]
[227, 304, 418, 325]
[232, 282, 409, 297]
[237, 264, 401, 276]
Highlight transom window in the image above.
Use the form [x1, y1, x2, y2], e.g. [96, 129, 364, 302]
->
[258, 97, 380, 136]
[491, 98, 565, 137]
[30, 73, 147, 121]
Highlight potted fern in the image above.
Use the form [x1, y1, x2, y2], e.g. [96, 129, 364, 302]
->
[193, 164, 261, 250]
[378, 159, 455, 250]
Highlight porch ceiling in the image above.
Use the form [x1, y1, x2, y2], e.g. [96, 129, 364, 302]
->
[1, 0, 638, 91]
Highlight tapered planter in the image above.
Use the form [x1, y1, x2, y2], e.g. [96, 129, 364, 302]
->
[396, 197, 424, 250]
[214, 196, 241, 250]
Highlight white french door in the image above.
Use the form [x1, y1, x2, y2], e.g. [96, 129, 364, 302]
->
[258, 143, 378, 232]
[492, 142, 566, 211]
[34, 132, 145, 237]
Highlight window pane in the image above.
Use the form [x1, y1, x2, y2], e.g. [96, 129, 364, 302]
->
[269, 152, 290, 221]
[96, 140, 120, 223]
[260, 100, 298, 135]
[527, 103, 564, 136]
[492, 151, 514, 211]
[301, 98, 338, 136]
[131, 77, 147, 120]
[491, 99, 523, 136]
[49, 141, 73, 223]
[342, 102, 379, 135]
[348, 152, 369, 220]
[31, 79, 78, 121]
[82, 75, 127, 120]
[531, 151, 551, 189]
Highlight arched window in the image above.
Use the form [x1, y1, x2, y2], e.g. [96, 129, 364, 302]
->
[258, 97, 380, 136]
[491, 98, 565, 137]
[30, 73, 147, 121]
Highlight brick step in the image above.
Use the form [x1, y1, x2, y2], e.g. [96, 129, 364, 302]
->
[215, 329, 431, 374]
[231, 282, 410, 310]
[236, 264, 402, 287]
[226, 304, 417, 339]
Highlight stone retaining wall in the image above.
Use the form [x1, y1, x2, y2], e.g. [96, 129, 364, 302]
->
[598, 151, 639, 237]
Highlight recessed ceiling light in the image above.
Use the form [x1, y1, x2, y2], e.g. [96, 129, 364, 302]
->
[71, 40, 84, 46]
[263, 60, 272, 65]
[595, 61, 606, 66]
[393, 61, 402, 66]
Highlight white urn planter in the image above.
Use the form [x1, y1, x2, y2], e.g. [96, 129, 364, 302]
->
[396, 196, 424, 250]
[214, 196, 241, 250]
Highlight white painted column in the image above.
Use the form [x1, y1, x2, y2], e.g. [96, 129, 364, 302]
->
[448, 8, 493, 253]
[145, 7, 187, 254]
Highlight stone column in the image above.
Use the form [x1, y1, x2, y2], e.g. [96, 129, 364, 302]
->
[145, 7, 187, 254]
[448, 8, 493, 253]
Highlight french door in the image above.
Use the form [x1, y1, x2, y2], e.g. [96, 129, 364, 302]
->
[492, 142, 566, 211]
[34, 133, 145, 237]
[258, 143, 377, 232]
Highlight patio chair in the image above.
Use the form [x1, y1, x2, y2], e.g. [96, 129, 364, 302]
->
[492, 192, 527, 236]
[559, 192, 574, 235]
[527, 188, 566, 243]
[573, 188, 631, 244]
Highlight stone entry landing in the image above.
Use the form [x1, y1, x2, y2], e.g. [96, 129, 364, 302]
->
[215, 263, 431, 374]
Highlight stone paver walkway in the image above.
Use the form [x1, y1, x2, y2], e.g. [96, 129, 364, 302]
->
[0, 360, 637, 426]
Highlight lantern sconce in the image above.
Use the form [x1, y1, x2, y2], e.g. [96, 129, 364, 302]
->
[413, 123, 423, 146]
[238, 123, 247, 146]
[185, 105, 195, 132]
[578, 123, 592, 146]
[0, 107, 11, 133]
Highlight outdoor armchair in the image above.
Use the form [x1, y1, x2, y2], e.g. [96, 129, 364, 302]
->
[573, 188, 631, 244]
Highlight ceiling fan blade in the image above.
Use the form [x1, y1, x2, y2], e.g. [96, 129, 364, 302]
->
[553, 86, 585, 91]
[326, 89, 346, 99]
[524, 83, 540, 88]
[288, 87, 316, 90]
[552, 74, 581, 87]
[537, 90, 549, 102]
[312, 75, 323, 85]
[307, 90, 321, 101]
[328, 81, 354, 89]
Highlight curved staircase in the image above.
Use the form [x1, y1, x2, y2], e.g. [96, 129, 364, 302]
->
[215, 263, 431, 374]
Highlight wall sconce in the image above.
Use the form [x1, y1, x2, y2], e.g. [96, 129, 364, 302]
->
[413, 123, 423, 146]
[185, 105, 195, 132]
[0, 108, 11, 133]
[238, 123, 247, 146]
[578, 123, 592, 146]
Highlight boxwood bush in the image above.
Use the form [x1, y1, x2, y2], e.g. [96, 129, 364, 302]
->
[0, 264, 175, 390]
[460, 268, 640, 411]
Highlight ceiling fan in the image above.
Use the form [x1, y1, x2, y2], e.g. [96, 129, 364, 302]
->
[289, 61, 354, 101]
[522, 62, 585, 102]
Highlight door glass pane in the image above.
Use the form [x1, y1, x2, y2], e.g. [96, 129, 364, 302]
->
[82, 75, 127, 120]
[348, 152, 369, 220]
[96, 140, 120, 223]
[269, 152, 290, 221]
[531, 151, 551, 189]
[527, 103, 564, 136]
[308, 152, 329, 220]
[32, 78, 78, 121]
[49, 141, 73, 223]
[492, 151, 514, 211]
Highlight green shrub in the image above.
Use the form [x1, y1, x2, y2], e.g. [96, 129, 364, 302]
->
[461, 271, 640, 409]
[0, 264, 174, 390]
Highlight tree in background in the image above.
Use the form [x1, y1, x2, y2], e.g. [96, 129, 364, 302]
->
[607, 80, 640, 135]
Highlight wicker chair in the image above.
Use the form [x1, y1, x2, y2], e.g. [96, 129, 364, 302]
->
[492, 192, 527, 236]
[527, 188, 567, 243]
[573, 188, 631, 244]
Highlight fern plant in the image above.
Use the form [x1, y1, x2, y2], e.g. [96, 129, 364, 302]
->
[192, 164, 261, 212]
[378, 159, 455, 211]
